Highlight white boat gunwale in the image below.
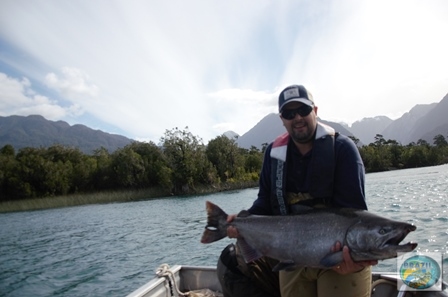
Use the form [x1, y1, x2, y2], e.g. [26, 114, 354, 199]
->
[127, 265, 448, 297]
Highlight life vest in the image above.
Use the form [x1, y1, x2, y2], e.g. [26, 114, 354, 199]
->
[270, 122, 336, 215]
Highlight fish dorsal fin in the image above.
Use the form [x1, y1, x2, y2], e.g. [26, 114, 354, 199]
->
[237, 210, 251, 218]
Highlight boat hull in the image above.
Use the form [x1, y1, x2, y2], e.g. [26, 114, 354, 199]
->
[127, 265, 448, 297]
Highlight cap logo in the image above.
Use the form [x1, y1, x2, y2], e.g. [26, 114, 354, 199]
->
[284, 87, 300, 100]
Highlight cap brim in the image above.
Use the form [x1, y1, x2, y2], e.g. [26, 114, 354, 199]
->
[279, 98, 314, 111]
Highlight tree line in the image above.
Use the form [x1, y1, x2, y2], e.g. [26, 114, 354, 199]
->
[353, 133, 448, 172]
[1, 128, 447, 202]
[0, 127, 262, 201]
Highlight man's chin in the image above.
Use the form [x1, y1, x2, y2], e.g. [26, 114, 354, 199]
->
[291, 134, 313, 144]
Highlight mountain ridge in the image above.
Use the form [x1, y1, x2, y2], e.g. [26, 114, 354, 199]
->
[0, 115, 133, 154]
[236, 92, 447, 149]
[1, 91, 447, 152]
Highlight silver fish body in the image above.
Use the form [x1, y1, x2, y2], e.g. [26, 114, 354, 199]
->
[201, 201, 417, 270]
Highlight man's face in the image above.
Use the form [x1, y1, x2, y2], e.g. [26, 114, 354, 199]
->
[280, 101, 318, 144]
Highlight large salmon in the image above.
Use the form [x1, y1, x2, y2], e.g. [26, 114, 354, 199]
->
[201, 201, 417, 270]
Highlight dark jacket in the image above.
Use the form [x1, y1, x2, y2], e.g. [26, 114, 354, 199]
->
[248, 122, 367, 215]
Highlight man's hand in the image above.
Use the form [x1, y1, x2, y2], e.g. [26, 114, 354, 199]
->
[226, 214, 239, 238]
[331, 242, 378, 274]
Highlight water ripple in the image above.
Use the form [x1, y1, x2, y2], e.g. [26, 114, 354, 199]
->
[1, 166, 447, 296]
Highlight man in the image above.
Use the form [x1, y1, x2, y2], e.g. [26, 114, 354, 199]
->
[225, 84, 377, 297]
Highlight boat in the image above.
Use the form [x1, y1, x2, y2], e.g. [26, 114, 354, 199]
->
[127, 264, 448, 297]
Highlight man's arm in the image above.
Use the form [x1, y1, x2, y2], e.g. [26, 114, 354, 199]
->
[332, 134, 376, 273]
[248, 143, 274, 215]
[332, 134, 368, 210]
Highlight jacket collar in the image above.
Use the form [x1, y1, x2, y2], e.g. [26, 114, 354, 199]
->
[270, 122, 335, 162]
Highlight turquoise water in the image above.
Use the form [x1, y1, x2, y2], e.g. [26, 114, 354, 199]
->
[1, 164, 447, 296]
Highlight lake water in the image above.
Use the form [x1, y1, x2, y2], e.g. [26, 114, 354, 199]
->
[1, 164, 447, 296]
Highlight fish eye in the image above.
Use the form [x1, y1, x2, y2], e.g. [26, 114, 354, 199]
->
[379, 226, 393, 235]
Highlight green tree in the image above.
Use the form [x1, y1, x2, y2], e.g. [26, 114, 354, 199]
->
[0, 145, 20, 200]
[360, 135, 392, 172]
[417, 139, 430, 147]
[206, 135, 242, 181]
[433, 134, 448, 147]
[243, 146, 263, 180]
[0, 144, 15, 156]
[430, 134, 448, 164]
[44, 145, 89, 193]
[243, 146, 262, 172]
[110, 147, 145, 188]
[92, 147, 113, 189]
[261, 142, 269, 153]
[125, 141, 170, 188]
[402, 143, 429, 168]
[348, 135, 360, 146]
[72, 155, 97, 192]
[14, 147, 67, 197]
[373, 134, 386, 146]
[387, 141, 404, 169]
[161, 127, 207, 193]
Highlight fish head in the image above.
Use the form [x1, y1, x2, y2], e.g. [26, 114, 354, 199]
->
[345, 212, 418, 262]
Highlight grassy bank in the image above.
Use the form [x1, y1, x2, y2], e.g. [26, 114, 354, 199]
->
[0, 181, 258, 213]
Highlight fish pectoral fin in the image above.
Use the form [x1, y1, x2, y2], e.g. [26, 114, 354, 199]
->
[319, 251, 343, 267]
[272, 260, 296, 272]
[237, 238, 263, 263]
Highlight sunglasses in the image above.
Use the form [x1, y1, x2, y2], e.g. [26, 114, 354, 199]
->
[281, 105, 313, 120]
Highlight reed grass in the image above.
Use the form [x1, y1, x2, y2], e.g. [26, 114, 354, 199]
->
[0, 188, 168, 213]
[0, 181, 258, 213]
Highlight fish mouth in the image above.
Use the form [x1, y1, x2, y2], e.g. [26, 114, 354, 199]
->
[383, 240, 418, 253]
[383, 225, 417, 251]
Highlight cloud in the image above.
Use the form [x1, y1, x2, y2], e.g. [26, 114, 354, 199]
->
[208, 88, 278, 134]
[209, 88, 275, 103]
[0, 72, 80, 120]
[278, 0, 448, 124]
[45, 67, 99, 98]
[0, 0, 447, 142]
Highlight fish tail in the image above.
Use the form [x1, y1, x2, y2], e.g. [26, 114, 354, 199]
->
[200, 201, 228, 244]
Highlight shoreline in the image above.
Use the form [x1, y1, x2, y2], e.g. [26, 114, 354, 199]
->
[0, 181, 258, 213]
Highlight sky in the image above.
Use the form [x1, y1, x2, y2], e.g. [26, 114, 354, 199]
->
[1, 0, 448, 144]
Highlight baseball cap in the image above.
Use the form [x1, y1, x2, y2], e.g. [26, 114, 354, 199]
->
[278, 85, 314, 112]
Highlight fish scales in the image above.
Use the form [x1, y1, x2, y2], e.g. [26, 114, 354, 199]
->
[201, 201, 417, 271]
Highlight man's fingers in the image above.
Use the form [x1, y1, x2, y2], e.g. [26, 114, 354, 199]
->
[227, 214, 237, 223]
[342, 246, 351, 260]
[331, 241, 342, 253]
[227, 226, 239, 238]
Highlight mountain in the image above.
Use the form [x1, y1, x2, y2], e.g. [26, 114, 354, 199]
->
[236, 113, 282, 149]
[0, 115, 133, 154]
[381, 103, 437, 144]
[2, 92, 447, 153]
[350, 116, 393, 145]
[348, 92, 448, 145]
[223, 130, 239, 140]
[237, 91, 448, 149]
[319, 119, 357, 141]
[408, 93, 448, 144]
[236, 113, 357, 149]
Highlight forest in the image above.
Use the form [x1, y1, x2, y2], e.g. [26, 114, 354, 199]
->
[1, 127, 447, 202]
